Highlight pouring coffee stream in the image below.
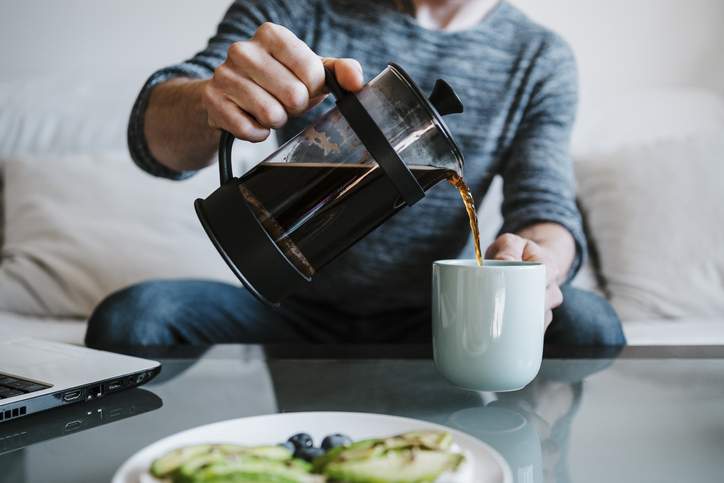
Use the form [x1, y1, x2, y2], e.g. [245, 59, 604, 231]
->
[449, 174, 483, 267]
[195, 63, 482, 305]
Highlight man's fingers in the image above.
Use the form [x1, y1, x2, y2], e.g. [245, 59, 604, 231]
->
[251, 23, 364, 102]
[323, 57, 364, 93]
[485, 233, 527, 261]
[214, 69, 288, 128]
[250, 57, 310, 115]
[522, 240, 545, 261]
[546, 264, 560, 285]
[522, 239, 561, 284]
[546, 284, 563, 311]
[256, 22, 326, 97]
[222, 23, 364, 124]
[208, 23, 351, 142]
[484, 232, 563, 330]
[542, 257, 560, 285]
[204, 91, 270, 142]
[228, 41, 310, 115]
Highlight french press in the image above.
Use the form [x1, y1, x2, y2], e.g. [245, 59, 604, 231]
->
[195, 63, 465, 305]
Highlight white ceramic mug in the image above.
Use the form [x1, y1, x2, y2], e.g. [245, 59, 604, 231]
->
[432, 260, 546, 391]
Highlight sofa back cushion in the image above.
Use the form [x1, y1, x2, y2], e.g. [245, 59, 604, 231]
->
[0, 147, 274, 317]
[575, 90, 724, 320]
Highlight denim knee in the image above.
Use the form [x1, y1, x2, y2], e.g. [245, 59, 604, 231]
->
[85, 281, 180, 349]
[547, 285, 626, 347]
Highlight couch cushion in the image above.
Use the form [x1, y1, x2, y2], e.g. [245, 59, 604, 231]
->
[0, 311, 86, 346]
[0, 76, 275, 278]
[0, 75, 143, 268]
[623, 318, 724, 346]
[576, 130, 724, 321]
[0, 148, 278, 318]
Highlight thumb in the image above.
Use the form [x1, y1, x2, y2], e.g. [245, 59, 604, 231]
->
[322, 57, 364, 93]
[485, 233, 527, 261]
[521, 240, 545, 262]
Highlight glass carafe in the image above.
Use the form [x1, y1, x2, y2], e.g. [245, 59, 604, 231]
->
[195, 64, 465, 304]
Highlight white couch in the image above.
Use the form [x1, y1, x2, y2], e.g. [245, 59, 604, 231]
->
[1, 0, 723, 346]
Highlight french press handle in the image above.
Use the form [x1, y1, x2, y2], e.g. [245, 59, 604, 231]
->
[218, 67, 425, 206]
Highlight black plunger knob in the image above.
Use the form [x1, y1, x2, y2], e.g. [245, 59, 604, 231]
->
[428, 79, 464, 116]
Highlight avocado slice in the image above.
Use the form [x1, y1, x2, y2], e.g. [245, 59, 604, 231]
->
[152, 432, 462, 483]
[189, 460, 326, 483]
[151, 444, 298, 481]
[323, 448, 464, 483]
[176, 452, 229, 483]
[217, 445, 294, 461]
[151, 444, 214, 478]
[391, 431, 453, 451]
[312, 439, 381, 471]
[314, 431, 455, 470]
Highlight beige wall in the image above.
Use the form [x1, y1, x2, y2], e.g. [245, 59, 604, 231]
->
[1, 0, 722, 146]
[0, 0, 230, 82]
[2, 0, 722, 92]
[512, 0, 724, 137]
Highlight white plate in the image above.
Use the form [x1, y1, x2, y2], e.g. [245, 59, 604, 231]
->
[112, 411, 512, 483]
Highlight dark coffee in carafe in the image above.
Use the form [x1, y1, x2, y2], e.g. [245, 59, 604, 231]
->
[238, 161, 454, 277]
[239, 162, 483, 277]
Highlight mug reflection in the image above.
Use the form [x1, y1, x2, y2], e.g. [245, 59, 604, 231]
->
[447, 358, 616, 483]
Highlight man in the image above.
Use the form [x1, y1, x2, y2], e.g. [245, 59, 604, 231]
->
[85, 0, 625, 347]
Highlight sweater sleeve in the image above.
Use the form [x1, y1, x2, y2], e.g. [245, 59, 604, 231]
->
[498, 35, 586, 282]
[127, 0, 310, 180]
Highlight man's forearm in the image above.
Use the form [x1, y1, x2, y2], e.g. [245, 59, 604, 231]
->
[516, 222, 576, 283]
[144, 78, 219, 172]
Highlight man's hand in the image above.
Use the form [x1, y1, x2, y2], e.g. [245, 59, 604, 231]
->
[202, 22, 364, 142]
[143, 22, 363, 173]
[485, 231, 568, 328]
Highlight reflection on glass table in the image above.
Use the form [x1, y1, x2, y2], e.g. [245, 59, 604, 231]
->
[269, 355, 615, 483]
[0, 388, 162, 482]
[2, 346, 723, 483]
[0, 388, 162, 455]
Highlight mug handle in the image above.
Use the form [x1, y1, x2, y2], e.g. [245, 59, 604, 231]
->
[217, 68, 345, 186]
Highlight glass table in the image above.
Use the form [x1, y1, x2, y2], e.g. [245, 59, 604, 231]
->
[1, 345, 722, 483]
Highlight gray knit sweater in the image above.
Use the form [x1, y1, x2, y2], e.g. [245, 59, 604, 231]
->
[128, 0, 585, 316]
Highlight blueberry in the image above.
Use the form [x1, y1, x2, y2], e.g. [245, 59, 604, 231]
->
[295, 446, 325, 462]
[278, 441, 295, 453]
[288, 432, 313, 451]
[321, 433, 353, 451]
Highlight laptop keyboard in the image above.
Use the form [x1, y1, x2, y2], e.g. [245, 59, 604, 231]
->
[0, 374, 50, 399]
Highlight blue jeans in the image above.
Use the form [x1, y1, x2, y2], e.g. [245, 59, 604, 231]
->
[84, 281, 625, 349]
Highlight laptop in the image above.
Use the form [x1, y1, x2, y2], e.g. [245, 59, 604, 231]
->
[0, 338, 161, 423]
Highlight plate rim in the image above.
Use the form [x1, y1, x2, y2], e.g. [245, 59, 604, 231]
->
[112, 411, 513, 483]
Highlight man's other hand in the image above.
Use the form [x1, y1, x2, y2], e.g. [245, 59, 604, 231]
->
[201, 22, 364, 142]
[485, 233, 564, 328]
